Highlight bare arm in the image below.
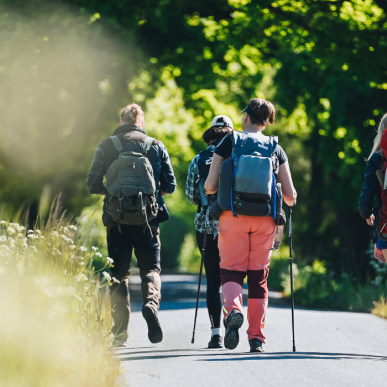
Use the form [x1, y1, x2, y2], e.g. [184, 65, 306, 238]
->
[277, 161, 297, 206]
[204, 153, 224, 194]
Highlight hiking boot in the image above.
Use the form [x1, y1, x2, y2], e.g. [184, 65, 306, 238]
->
[208, 334, 223, 349]
[224, 310, 244, 350]
[142, 305, 163, 344]
[110, 332, 128, 348]
[249, 338, 265, 353]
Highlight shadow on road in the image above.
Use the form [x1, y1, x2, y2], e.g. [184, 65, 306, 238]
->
[202, 352, 387, 362]
[116, 348, 387, 362]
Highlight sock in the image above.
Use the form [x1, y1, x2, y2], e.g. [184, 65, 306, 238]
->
[211, 327, 221, 337]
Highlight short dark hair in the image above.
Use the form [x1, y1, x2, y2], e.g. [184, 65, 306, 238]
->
[202, 126, 232, 145]
[248, 98, 276, 126]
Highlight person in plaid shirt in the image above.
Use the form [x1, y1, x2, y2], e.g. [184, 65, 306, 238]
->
[185, 115, 233, 348]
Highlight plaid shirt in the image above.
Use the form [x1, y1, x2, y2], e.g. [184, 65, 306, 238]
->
[186, 145, 218, 234]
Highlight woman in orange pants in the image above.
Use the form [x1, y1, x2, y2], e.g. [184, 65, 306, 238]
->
[205, 98, 297, 352]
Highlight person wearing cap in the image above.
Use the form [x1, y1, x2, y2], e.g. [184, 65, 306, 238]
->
[205, 98, 297, 352]
[185, 115, 233, 348]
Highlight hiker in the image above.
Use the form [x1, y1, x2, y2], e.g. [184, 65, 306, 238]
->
[185, 115, 233, 348]
[204, 98, 297, 352]
[86, 103, 176, 346]
[359, 113, 387, 263]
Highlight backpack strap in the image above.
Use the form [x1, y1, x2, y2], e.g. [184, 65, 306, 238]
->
[110, 136, 123, 153]
[271, 136, 278, 155]
[231, 131, 240, 158]
[142, 137, 154, 155]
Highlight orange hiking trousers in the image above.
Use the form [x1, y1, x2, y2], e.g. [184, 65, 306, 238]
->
[218, 211, 276, 343]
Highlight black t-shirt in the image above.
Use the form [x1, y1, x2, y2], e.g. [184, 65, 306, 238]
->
[214, 134, 288, 165]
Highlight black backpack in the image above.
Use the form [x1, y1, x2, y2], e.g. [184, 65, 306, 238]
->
[196, 148, 217, 211]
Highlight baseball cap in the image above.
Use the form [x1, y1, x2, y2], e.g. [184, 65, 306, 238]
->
[210, 115, 233, 129]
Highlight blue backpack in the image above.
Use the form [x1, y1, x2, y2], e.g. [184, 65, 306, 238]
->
[218, 131, 285, 224]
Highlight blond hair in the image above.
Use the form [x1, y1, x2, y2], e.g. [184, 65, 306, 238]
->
[120, 103, 144, 125]
[368, 113, 387, 161]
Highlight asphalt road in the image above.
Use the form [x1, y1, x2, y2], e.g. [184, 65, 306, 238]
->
[114, 275, 387, 387]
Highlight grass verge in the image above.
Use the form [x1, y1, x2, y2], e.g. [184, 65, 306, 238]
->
[0, 209, 119, 386]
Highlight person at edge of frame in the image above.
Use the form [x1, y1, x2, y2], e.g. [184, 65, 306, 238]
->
[359, 113, 387, 263]
[185, 115, 233, 348]
[86, 103, 177, 347]
[204, 98, 297, 353]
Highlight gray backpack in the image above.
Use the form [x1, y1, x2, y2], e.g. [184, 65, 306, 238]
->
[218, 131, 283, 220]
[105, 135, 158, 229]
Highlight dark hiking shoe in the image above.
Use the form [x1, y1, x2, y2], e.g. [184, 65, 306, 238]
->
[224, 310, 244, 350]
[208, 334, 223, 349]
[249, 338, 265, 353]
[142, 305, 163, 344]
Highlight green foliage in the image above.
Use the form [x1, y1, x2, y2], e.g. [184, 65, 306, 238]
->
[0, 0, 386, 278]
[178, 233, 202, 273]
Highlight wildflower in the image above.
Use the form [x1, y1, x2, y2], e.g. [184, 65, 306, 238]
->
[79, 246, 87, 252]
[95, 252, 102, 257]
[106, 257, 114, 267]
[79, 262, 85, 266]
[84, 286, 88, 290]
[0, 236, 7, 242]
[7, 228, 16, 234]
[0, 220, 6, 224]
[76, 273, 88, 282]
[27, 230, 34, 234]
[35, 230, 41, 235]
[69, 245, 76, 250]
[10, 223, 19, 228]
[51, 231, 59, 237]
[92, 246, 98, 251]
[17, 233, 23, 238]
[68, 225, 77, 231]
[74, 294, 84, 303]
[102, 271, 111, 281]
[17, 226, 25, 232]
[112, 277, 120, 284]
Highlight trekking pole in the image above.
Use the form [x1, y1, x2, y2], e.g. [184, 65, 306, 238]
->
[289, 206, 296, 352]
[191, 206, 210, 344]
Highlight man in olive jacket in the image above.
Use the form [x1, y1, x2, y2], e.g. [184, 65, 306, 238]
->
[87, 103, 176, 346]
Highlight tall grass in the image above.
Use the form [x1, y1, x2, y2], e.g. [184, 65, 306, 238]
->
[0, 207, 119, 386]
[372, 297, 387, 319]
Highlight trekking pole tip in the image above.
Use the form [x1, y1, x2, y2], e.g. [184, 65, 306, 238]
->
[293, 345, 296, 352]
[191, 334, 195, 344]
